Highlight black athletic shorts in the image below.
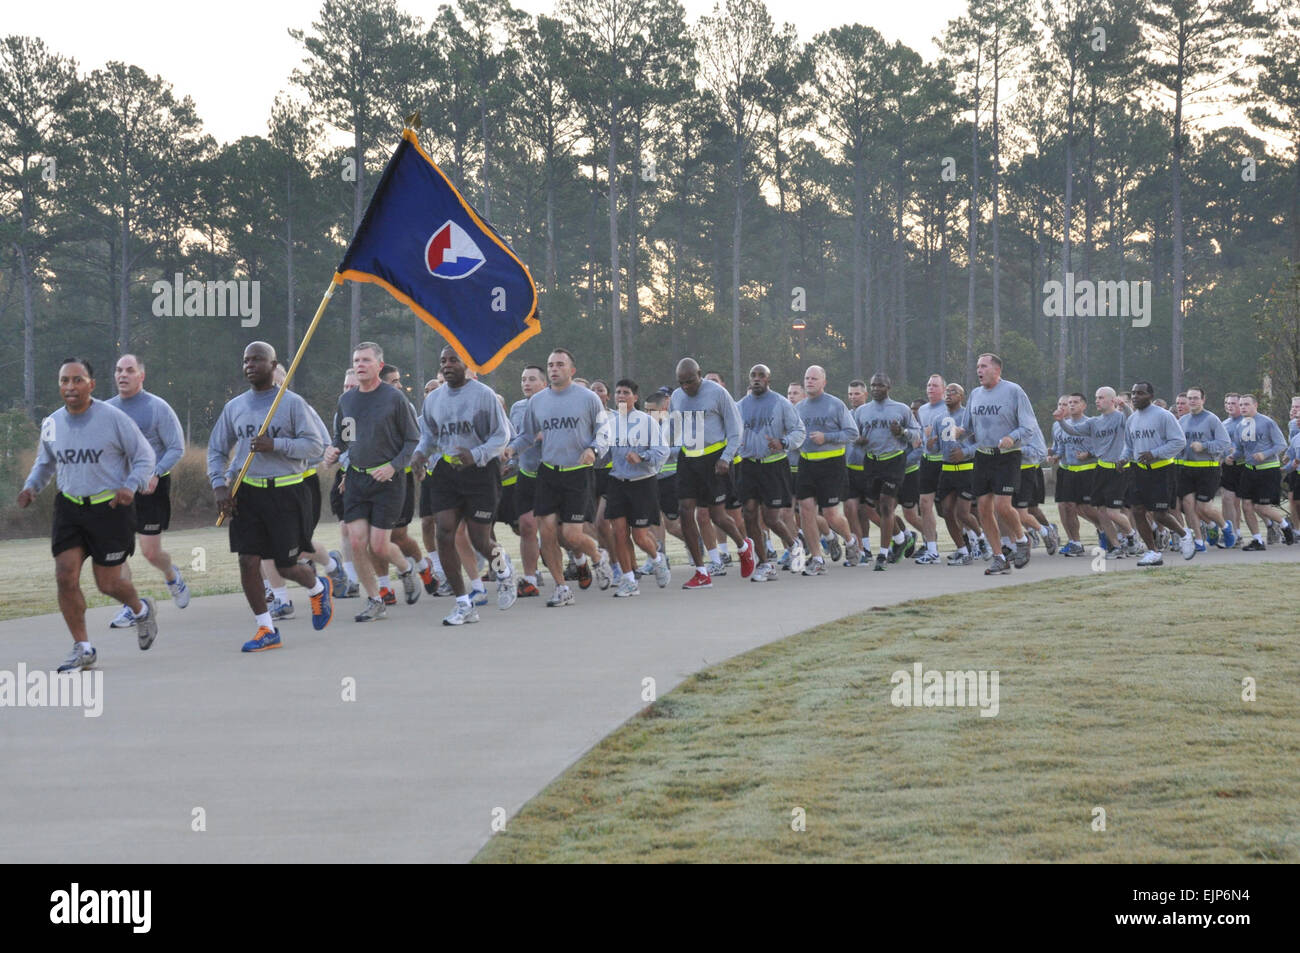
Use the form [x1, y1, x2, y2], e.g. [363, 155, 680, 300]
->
[425, 457, 501, 524]
[919, 458, 942, 496]
[658, 473, 680, 521]
[497, 478, 518, 526]
[898, 466, 921, 509]
[1054, 466, 1094, 505]
[594, 464, 612, 501]
[676, 448, 729, 506]
[1091, 464, 1129, 510]
[971, 450, 1021, 497]
[1241, 465, 1282, 506]
[1176, 463, 1221, 502]
[395, 469, 415, 527]
[134, 473, 171, 536]
[1221, 461, 1242, 493]
[418, 471, 437, 519]
[724, 460, 742, 510]
[515, 471, 537, 517]
[604, 475, 661, 527]
[52, 492, 136, 566]
[343, 467, 407, 530]
[534, 463, 595, 524]
[1131, 462, 1176, 511]
[737, 458, 793, 509]
[229, 480, 313, 568]
[1013, 465, 1045, 509]
[861, 454, 906, 507]
[330, 468, 346, 520]
[796, 454, 846, 508]
[1286, 470, 1300, 499]
[937, 462, 975, 502]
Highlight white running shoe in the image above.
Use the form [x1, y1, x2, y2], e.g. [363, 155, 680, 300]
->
[594, 553, 614, 590]
[497, 575, 517, 610]
[109, 605, 137, 628]
[750, 562, 778, 582]
[1180, 532, 1196, 560]
[653, 556, 670, 589]
[789, 540, 806, 575]
[168, 568, 191, 609]
[58, 641, 97, 672]
[546, 584, 575, 607]
[442, 601, 480, 625]
[613, 575, 640, 597]
[1137, 550, 1164, 567]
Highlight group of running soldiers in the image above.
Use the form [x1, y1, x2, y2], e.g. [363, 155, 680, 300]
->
[20, 343, 1300, 671]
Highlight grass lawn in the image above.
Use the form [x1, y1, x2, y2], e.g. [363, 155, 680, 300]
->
[475, 564, 1299, 863]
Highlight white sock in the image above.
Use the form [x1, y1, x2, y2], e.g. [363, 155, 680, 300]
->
[718, 541, 730, 555]
[134, 601, 149, 619]
[1255, 534, 1265, 543]
[654, 552, 665, 565]
[255, 611, 273, 630]
[324, 555, 337, 573]
[1016, 536, 1028, 545]
[697, 565, 709, 575]
[273, 586, 289, 605]
[576, 554, 589, 566]
[431, 552, 444, 575]
[377, 575, 391, 590]
[892, 531, 906, 545]
[927, 541, 938, 555]
[457, 593, 471, 607]
[957, 546, 968, 556]
[708, 547, 720, 563]
[524, 574, 537, 586]
[471, 579, 486, 594]
[1000, 536, 1012, 548]
[343, 561, 358, 583]
[307, 578, 324, 596]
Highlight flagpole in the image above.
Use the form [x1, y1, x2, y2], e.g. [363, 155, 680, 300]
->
[216, 276, 340, 526]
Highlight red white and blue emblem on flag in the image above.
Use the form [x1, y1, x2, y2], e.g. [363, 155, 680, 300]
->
[336, 129, 539, 373]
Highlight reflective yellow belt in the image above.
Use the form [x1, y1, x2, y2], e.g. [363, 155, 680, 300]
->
[924, 454, 943, 462]
[1061, 462, 1095, 471]
[846, 462, 864, 471]
[1097, 460, 1126, 469]
[745, 452, 787, 464]
[1180, 459, 1219, 468]
[302, 468, 317, 477]
[243, 470, 309, 488]
[680, 439, 727, 458]
[158, 470, 170, 478]
[1132, 458, 1174, 470]
[1246, 461, 1280, 470]
[865, 449, 903, 461]
[520, 469, 538, 479]
[905, 464, 919, 474]
[501, 475, 518, 486]
[543, 461, 591, 472]
[801, 446, 846, 460]
[942, 462, 974, 472]
[62, 489, 116, 505]
[350, 463, 392, 474]
[1021, 462, 1040, 470]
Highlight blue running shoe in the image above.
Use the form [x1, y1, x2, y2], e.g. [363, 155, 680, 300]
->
[1222, 522, 1237, 548]
[242, 626, 281, 653]
[1059, 541, 1084, 557]
[1194, 540, 1207, 553]
[1206, 524, 1219, 545]
[310, 576, 333, 631]
[470, 588, 488, 607]
[1098, 531, 1111, 551]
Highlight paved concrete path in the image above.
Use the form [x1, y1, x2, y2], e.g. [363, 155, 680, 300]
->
[2, 543, 1295, 862]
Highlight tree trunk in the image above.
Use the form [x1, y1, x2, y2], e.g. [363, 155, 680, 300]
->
[732, 137, 743, 389]
[1059, 58, 1076, 395]
[1170, 41, 1186, 396]
[896, 157, 907, 383]
[852, 158, 865, 380]
[627, 119, 642, 376]
[286, 170, 296, 357]
[351, 121, 364, 351]
[966, 45, 981, 377]
[991, 43, 1001, 351]
[609, 123, 623, 381]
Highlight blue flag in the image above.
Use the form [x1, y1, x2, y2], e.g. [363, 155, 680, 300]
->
[336, 129, 539, 373]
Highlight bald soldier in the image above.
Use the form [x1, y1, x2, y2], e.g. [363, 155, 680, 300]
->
[794, 364, 860, 575]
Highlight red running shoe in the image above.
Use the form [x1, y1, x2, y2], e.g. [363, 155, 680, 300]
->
[682, 570, 713, 590]
[739, 538, 756, 579]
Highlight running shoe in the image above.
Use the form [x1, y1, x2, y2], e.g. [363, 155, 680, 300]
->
[778, 550, 792, 571]
[497, 575, 517, 610]
[653, 557, 671, 589]
[58, 641, 97, 672]
[1242, 539, 1266, 551]
[1137, 550, 1164, 567]
[789, 540, 806, 574]
[354, 597, 387, 622]
[168, 568, 191, 609]
[903, 531, 918, 558]
[546, 584, 575, 607]
[637, 556, 657, 577]
[978, 539, 993, 561]
[1267, 523, 1280, 545]
[470, 588, 488, 607]
[801, 556, 827, 576]
[874, 552, 887, 572]
[1098, 531, 1111, 551]
[1059, 541, 1084, 557]
[344, 581, 361, 598]
[575, 561, 593, 590]
[594, 552, 614, 590]
[946, 550, 973, 566]
[327, 551, 349, 596]
[310, 577, 333, 630]
[1284, 524, 1296, 546]
[738, 538, 756, 579]
[708, 559, 728, 577]
[888, 538, 905, 564]
[241, 626, 281, 652]
[1105, 547, 1124, 560]
[1012, 540, 1030, 569]
[419, 562, 437, 593]
[398, 558, 421, 604]
[270, 597, 294, 620]
[914, 550, 941, 565]
[1194, 540, 1207, 553]
[443, 601, 480, 625]
[613, 575, 640, 597]
[984, 555, 1012, 575]
[682, 570, 713, 589]
[1205, 524, 1219, 546]
[379, 586, 397, 606]
[750, 562, 777, 582]
[435, 581, 454, 597]
[1180, 533, 1196, 560]
[517, 578, 540, 598]
[136, 597, 158, 650]
[823, 535, 843, 562]
[109, 605, 137, 628]
[1222, 523, 1237, 548]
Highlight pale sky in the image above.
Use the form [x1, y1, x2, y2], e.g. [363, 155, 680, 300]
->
[9, 0, 967, 145]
